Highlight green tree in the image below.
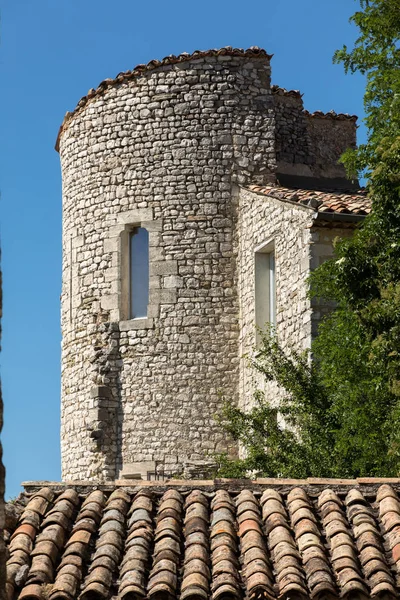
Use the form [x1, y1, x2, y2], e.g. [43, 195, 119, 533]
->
[335, 0, 400, 178]
[217, 0, 400, 478]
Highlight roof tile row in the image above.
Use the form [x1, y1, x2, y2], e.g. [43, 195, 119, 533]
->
[247, 185, 371, 216]
[271, 87, 357, 120]
[7, 483, 400, 600]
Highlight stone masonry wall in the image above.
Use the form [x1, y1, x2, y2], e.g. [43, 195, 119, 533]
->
[59, 53, 277, 480]
[273, 92, 313, 174]
[306, 116, 357, 180]
[310, 225, 354, 338]
[238, 188, 315, 411]
[273, 92, 357, 181]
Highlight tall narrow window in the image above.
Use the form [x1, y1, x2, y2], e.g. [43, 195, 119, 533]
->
[255, 243, 276, 344]
[130, 227, 149, 319]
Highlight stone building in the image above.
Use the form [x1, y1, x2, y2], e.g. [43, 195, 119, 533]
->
[56, 47, 370, 482]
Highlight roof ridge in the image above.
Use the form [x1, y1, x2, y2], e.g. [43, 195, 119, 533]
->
[246, 184, 371, 217]
[304, 108, 358, 122]
[21, 476, 399, 490]
[248, 184, 368, 197]
[271, 84, 302, 98]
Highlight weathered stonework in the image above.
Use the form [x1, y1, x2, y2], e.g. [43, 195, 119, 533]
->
[58, 47, 361, 481]
[238, 187, 358, 410]
[238, 188, 314, 409]
[272, 88, 357, 182]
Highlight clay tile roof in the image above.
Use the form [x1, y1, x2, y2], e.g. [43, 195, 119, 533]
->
[270, 87, 358, 121]
[271, 85, 303, 99]
[304, 109, 358, 122]
[6, 479, 400, 600]
[247, 184, 371, 217]
[56, 46, 273, 151]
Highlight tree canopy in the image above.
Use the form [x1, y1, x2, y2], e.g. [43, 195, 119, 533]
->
[217, 0, 400, 478]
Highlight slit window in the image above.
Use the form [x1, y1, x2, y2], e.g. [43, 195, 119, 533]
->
[255, 243, 276, 343]
[130, 227, 149, 319]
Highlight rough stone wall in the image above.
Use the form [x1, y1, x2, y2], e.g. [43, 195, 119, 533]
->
[59, 54, 277, 480]
[238, 188, 315, 410]
[310, 225, 354, 338]
[306, 116, 357, 179]
[273, 93, 313, 174]
[273, 92, 356, 181]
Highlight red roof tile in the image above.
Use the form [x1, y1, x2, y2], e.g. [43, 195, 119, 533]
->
[5, 480, 400, 600]
[304, 110, 358, 122]
[247, 184, 371, 217]
[271, 85, 303, 99]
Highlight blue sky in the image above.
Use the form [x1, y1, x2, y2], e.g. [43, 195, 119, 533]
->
[1, 0, 365, 499]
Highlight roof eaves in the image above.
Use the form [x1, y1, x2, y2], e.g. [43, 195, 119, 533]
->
[241, 184, 318, 213]
[304, 109, 358, 122]
[313, 211, 366, 224]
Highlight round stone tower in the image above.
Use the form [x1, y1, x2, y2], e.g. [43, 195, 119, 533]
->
[58, 47, 277, 480]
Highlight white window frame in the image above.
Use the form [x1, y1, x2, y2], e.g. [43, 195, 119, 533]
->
[254, 239, 276, 345]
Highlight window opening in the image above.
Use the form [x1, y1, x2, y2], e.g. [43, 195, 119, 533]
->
[130, 227, 149, 319]
[255, 243, 276, 344]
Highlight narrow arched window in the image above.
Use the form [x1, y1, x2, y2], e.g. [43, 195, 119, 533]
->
[130, 227, 149, 319]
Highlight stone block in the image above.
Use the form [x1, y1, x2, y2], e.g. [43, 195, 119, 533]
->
[120, 461, 156, 479]
[90, 385, 112, 399]
[163, 275, 183, 289]
[151, 260, 178, 276]
[119, 318, 154, 331]
[103, 238, 118, 253]
[142, 219, 163, 232]
[72, 235, 84, 248]
[117, 208, 153, 224]
[149, 289, 177, 304]
[100, 294, 118, 310]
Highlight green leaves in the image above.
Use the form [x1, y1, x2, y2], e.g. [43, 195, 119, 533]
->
[217, 322, 400, 478]
[334, 0, 400, 177]
[217, 330, 336, 479]
[217, 0, 400, 480]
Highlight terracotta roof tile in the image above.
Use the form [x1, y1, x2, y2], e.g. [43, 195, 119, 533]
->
[271, 86, 357, 121]
[247, 184, 371, 217]
[271, 85, 303, 99]
[304, 109, 358, 122]
[7, 482, 400, 600]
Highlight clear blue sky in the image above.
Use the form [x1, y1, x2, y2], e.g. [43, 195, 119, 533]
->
[1, 0, 365, 499]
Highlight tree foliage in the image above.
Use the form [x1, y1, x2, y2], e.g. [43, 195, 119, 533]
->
[217, 0, 400, 478]
[335, 0, 400, 178]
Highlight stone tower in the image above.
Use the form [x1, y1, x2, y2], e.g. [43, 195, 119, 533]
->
[57, 47, 357, 481]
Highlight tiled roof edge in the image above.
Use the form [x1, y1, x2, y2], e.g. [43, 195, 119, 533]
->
[245, 184, 370, 222]
[270, 86, 358, 121]
[22, 477, 400, 491]
[244, 184, 318, 212]
[304, 108, 358, 122]
[55, 46, 273, 152]
[271, 84, 303, 98]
